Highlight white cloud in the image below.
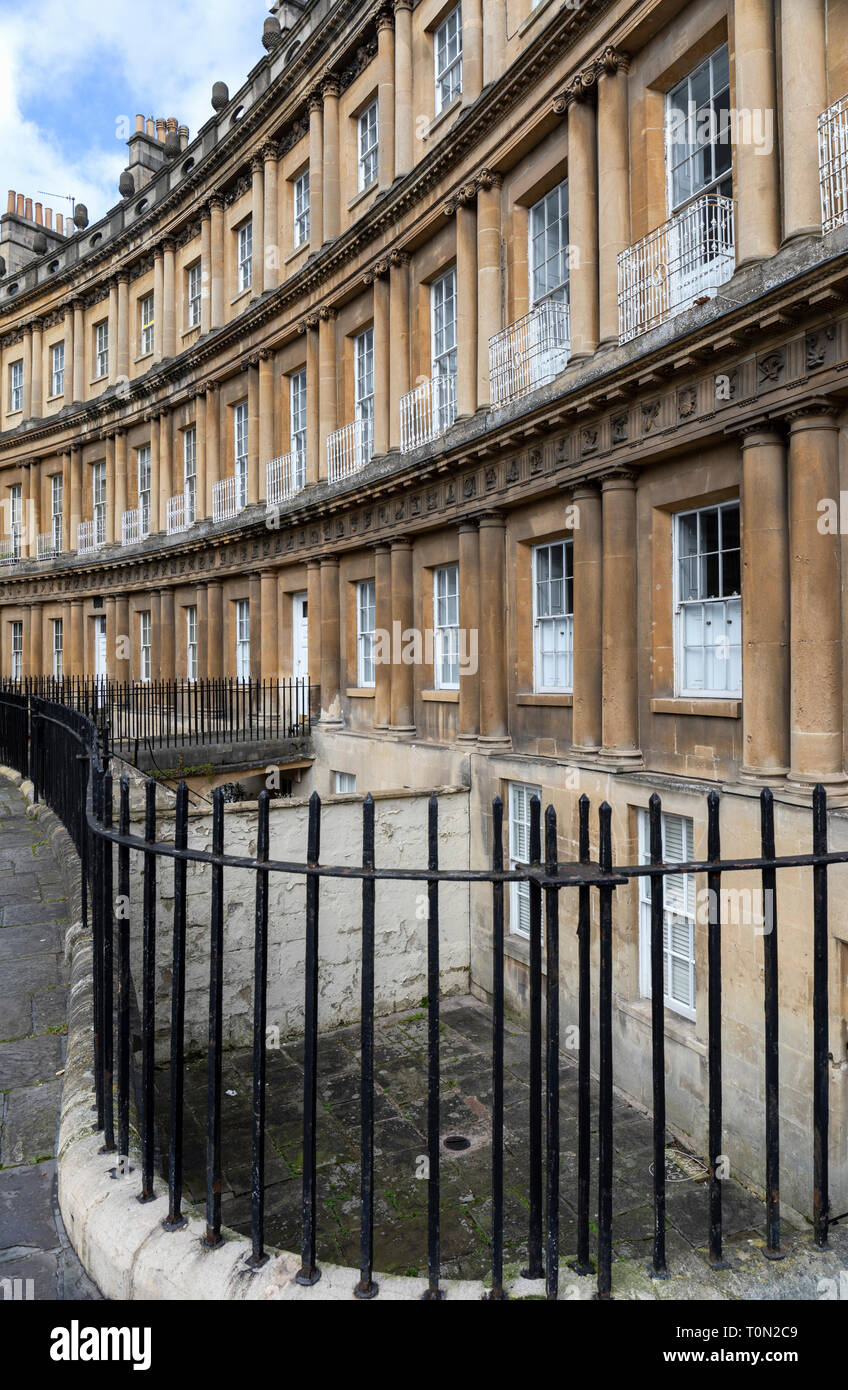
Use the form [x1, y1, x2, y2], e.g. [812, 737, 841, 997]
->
[0, 0, 272, 225]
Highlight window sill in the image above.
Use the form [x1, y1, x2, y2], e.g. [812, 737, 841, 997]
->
[427, 96, 462, 140]
[181, 323, 201, 339]
[135, 351, 154, 365]
[518, 0, 558, 37]
[422, 688, 459, 703]
[286, 242, 309, 267]
[348, 182, 378, 214]
[516, 692, 573, 707]
[46, 395, 64, 404]
[651, 697, 741, 719]
[231, 286, 252, 308]
[90, 374, 108, 387]
[346, 687, 375, 698]
[6, 409, 22, 419]
[617, 995, 706, 1057]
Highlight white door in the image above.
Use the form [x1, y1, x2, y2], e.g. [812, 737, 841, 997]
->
[95, 616, 107, 679]
[292, 592, 309, 681]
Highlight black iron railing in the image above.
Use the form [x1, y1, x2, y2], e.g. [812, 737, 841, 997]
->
[0, 689, 840, 1299]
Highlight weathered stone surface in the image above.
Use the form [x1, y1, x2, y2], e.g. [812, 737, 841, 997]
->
[0, 1034, 63, 1088]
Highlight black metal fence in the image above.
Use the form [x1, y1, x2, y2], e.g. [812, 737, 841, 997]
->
[0, 688, 842, 1300]
[0, 677, 311, 755]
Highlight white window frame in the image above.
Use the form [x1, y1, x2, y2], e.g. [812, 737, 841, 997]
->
[509, 781, 542, 938]
[187, 261, 202, 328]
[51, 474, 63, 551]
[530, 180, 569, 308]
[532, 540, 573, 693]
[434, 5, 462, 114]
[52, 617, 63, 680]
[92, 459, 106, 545]
[234, 400, 249, 509]
[186, 605, 198, 682]
[11, 620, 23, 680]
[290, 369, 307, 490]
[293, 170, 310, 248]
[8, 484, 21, 559]
[235, 598, 250, 681]
[433, 563, 459, 691]
[139, 611, 151, 683]
[334, 771, 357, 794]
[665, 43, 732, 215]
[137, 444, 151, 538]
[9, 360, 23, 413]
[95, 320, 109, 379]
[357, 101, 379, 191]
[183, 426, 197, 524]
[431, 267, 458, 380]
[356, 579, 376, 689]
[51, 341, 65, 397]
[674, 501, 741, 699]
[140, 294, 154, 356]
[238, 221, 253, 293]
[638, 809, 697, 1021]
[354, 328, 375, 464]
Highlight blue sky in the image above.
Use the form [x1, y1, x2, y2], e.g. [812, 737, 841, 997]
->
[0, 0, 273, 225]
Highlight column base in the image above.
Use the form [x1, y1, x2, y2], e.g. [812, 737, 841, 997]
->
[597, 747, 643, 771]
[388, 723, 416, 736]
[319, 714, 344, 728]
[738, 764, 789, 787]
[477, 734, 512, 751]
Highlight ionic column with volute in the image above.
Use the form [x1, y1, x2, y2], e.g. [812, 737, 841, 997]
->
[251, 154, 265, 296]
[556, 72, 599, 359]
[205, 384, 220, 515]
[28, 458, 41, 559]
[258, 350, 275, 500]
[105, 433, 116, 544]
[393, 0, 413, 177]
[302, 314, 320, 485]
[322, 76, 340, 242]
[113, 430, 127, 541]
[158, 411, 172, 531]
[60, 451, 71, 551]
[445, 186, 479, 418]
[148, 414, 160, 534]
[194, 391, 207, 521]
[19, 462, 30, 558]
[69, 445, 83, 551]
[318, 307, 338, 478]
[308, 89, 324, 253]
[369, 262, 391, 456]
[377, 7, 395, 190]
[596, 48, 631, 348]
[476, 171, 502, 407]
[388, 251, 410, 451]
[247, 359, 260, 504]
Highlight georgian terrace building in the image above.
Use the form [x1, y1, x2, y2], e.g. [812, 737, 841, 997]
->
[3, 0, 848, 1207]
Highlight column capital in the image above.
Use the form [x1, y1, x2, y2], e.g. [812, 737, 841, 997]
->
[390, 535, 412, 550]
[444, 169, 498, 215]
[115, 268, 131, 285]
[733, 415, 786, 445]
[321, 72, 341, 100]
[318, 304, 337, 322]
[553, 66, 599, 114]
[457, 517, 479, 534]
[600, 467, 637, 490]
[782, 397, 840, 429]
[308, 86, 324, 113]
[597, 46, 631, 77]
[376, 3, 395, 33]
[299, 312, 320, 333]
[207, 193, 225, 215]
[478, 510, 505, 528]
[161, 236, 175, 255]
[363, 258, 390, 285]
[206, 380, 220, 397]
[319, 553, 340, 568]
[262, 140, 279, 163]
[568, 478, 602, 500]
[372, 540, 392, 554]
[393, 0, 413, 11]
[250, 152, 264, 175]
[389, 248, 410, 268]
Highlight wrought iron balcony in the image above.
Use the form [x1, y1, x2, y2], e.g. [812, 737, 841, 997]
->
[37, 531, 62, 561]
[212, 474, 247, 523]
[819, 92, 848, 234]
[327, 416, 374, 483]
[0, 525, 21, 568]
[617, 193, 735, 344]
[166, 493, 190, 534]
[489, 301, 570, 409]
[400, 373, 458, 453]
[121, 508, 145, 546]
[266, 451, 306, 509]
[77, 518, 105, 554]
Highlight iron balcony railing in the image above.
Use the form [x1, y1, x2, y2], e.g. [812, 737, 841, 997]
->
[489, 301, 570, 409]
[77, 517, 105, 554]
[212, 474, 247, 523]
[618, 193, 736, 344]
[0, 524, 22, 567]
[819, 91, 848, 234]
[327, 416, 374, 483]
[121, 507, 147, 546]
[266, 451, 306, 509]
[400, 373, 458, 453]
[37, 531, 62, 560]
[1, 687, 839, 1302]
[166, 494, 188, 534]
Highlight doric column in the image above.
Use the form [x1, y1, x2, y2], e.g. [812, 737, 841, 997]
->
[389, 251, 410, 451]
[113, 430, 127, 543]
[72, 299, 84, 401]
[601, 471, 641, 764]
[105, 434, 116, 544]
[304, 315, 320, 485]
[260, 569, 278, 681]
[61, 452, 71, 552]
[69, 446, 82, 551]
[318, 307, 337, 478]
[200, 211, 212, 334]
[377, 8, 395, 190]
[69, 601, 84, 676]
[205, 384, 220, 515]
[734, 0, 779, 264]
[597, 50, 631, 348]
[374, 543, 392, 728]
[30, 319, 43, 419]
[149, 592, 162, 681]
[307, 559, 322, 698]
[116, 273, 129, 380]
[27, 605, 43, 677]
[738, 424, 789, 780]
[308, 90, 324, 253]
[153, 248, 164, 361]
[258, 351, 275, 501]
[158, 411, 172, 531]
[209, 196, 225, 329]
[478, 513, 509, 745]
[389, 538, 415, 732]
[249, 575, 262, 680]
[476, 172, 502, 407]
[27, 459, 41, 559]
[458, 521, 480, 742]
[319, 556, 342, 723]
[116, 595, 130, 682]
[780, 0, 827, 242]
[263, 142, 280, 292]
[371, 264, 390, 457]
[787, 404, 844, 785]
[482, 0, 505, 86]
[251, 155, 265, 296]
[105, 596, 118, 680]
[322, 76, 340, 242]
[248, 360, 260, 504]
[561, 76, 599, 358]
[454, 199, 478, 417]
[206, 582, 223, 678]
[571, 482, 603, 751]
[62, 303, 74, 400]
[462, 0, 483, 104]
[393, 0, 413, 177]
[162, 239, 176, 357]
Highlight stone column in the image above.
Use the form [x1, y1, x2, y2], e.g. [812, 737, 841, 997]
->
[739, 424, 790, 780]
[107, 282, 118, 387]
[476, 173, 502, 407]
[27, 605, 43, 677]
[30, 318, 43, 419]
[304, 316, 320, 485]
[158, 411, 172, 531]
[194, 392, 207, 522]
[209, 196, 225, 329]
[153, 249, 164, 361]
[320, 556, 342, 723]
[247, 360, 260, 504]
[116, 274, 129, 380]
[114, 430, 127, 543]
[260, 569, 278, 680]
[105, 434, 116, 544]
[72, 299, 85, 401]
[482, 0, 505, 86]
[322, 77, 340, 242]
[734, 0, 779, 264]
[69, 446, 82, 551]
[162, 239, 176, 357]
[307, 559, 322, 700]
[200, 211, 212, 334]
[377, 9, 395, 190]
[105, 596, 118, 680]
[251, 155, 265, 297]
[149, 416, 160, 534]
[389, 538, 415, 732]
[63, 303, 74, 400]
[308, 90, 324, 253]
[61, 452, 71, 552]
[374, 543, 392, 728]
[263, 142, 280, 292]
[564, 79, 599, 359]
[372, 267, 390, 457]
[478, 513, 509, 745]
[787, 405, 844, 784]
[601, 471, 641, 764]
[462, 0, 483, 104]
[389, 252, 410, 451]
[205, 384, 220, 515]
[393, 0, 413, 177]
[597, 50, 631, 348]
[249, 576, 262, 680]
[571, 482, 603, 751]
[458, 521, 480, 743]
[19, 463, 30, 558]
[116, 595, 130, 682]
[318, 308, 338, 479]
[150, 592, 162, 681]
[69, 600, 84, 676]
[21, 326, 32, 419]
[258, 351, 275, 500]
[456, 200, 478, 417]
[780, 0, 827, 242]
[27, 459, 41, 559]
[206, 582, 223, 678]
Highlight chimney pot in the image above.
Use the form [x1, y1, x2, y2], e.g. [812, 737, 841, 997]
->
[24, 197, 32, 219]
[35, 202, 43, 225]
[56, 213, 63, 235]
[16, 194, 24, 215]
[135, 114, 145, 132]
[45, 208, 53, 229]
[7, 190, 15, 213]
[156, 118, 166, 141]
[146, 117, 155, 137]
